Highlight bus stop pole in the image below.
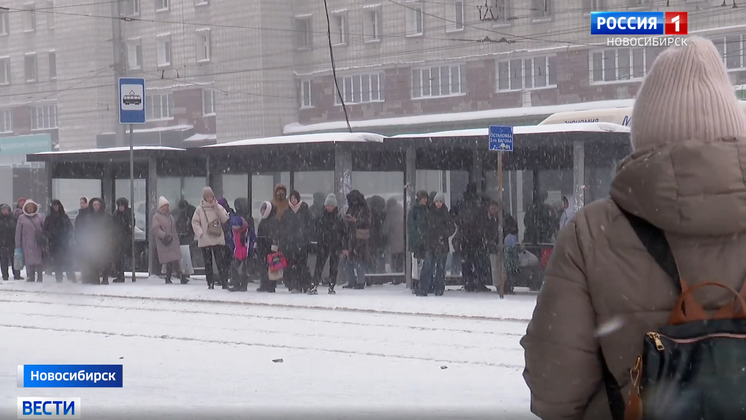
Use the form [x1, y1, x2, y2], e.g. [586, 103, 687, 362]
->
[129, 124, 136, 282]
[497, 152, 506, 299]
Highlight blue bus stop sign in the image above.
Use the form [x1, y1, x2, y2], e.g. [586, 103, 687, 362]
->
[119, 77, 146, 124]
[489, 125, 513, 152]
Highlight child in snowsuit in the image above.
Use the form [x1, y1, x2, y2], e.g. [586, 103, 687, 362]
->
[228, 212, 255, 292]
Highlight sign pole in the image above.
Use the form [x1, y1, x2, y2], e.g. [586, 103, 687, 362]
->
[119, 77, 145, 282]
[497, 152, 505, 299]
[129, 124, 136, 282]
[488, 125, 512, 299]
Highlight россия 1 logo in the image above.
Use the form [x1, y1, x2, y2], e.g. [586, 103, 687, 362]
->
[590, 11, 688, 36]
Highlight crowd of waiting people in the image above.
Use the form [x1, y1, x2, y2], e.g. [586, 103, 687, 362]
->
[0, 182, 574, 296]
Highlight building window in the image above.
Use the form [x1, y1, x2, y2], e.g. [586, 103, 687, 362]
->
[146, 93, 173, 120]
[0, 57, 9, 85]
[121, 0, 140, 17]
[196, 29, 211, 63]
[295, 17, 312, 49]
[127, 39, 142, 70]
[300, 80, 313, 108]
[445, 0, 464, 32]
[156, 34, 172, 67]
[48, 51, 56, 79]
[156, 0, 169, 12]
[712, 35, 745, 70]
[0, 10, 8, 35]
[202, 89, 216, 115]
[406, 0, 424, 37]
[23, 3, 36, 32]
[25, 54, 38, 83]
[331, 12, 347, 45]
[531, 0, 552, 20]
[737, 86, 746, 100]
[582, 0, 605, 13]
[496, 55, 557, 91]
[31, 104, 57, 129]
[334, 73, 384, 105]
[45, 1, 54, 29]
[411, 65, 464, 99]
[363, 8, 381, 42]
[194, 0, 208, 6]
[590, 48, 646, 83]
[0, 110, 11, 133]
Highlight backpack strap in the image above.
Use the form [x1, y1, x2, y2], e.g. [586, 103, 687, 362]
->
[619, 209, 681, 291]
[599, 207, 682, 420]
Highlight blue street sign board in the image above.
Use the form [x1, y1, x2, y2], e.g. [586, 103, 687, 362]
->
[119, 77, 146, 124]
[489, 125, 513, 152]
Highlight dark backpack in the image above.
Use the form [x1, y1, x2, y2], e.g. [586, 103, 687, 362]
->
[603, 209, 746, 420]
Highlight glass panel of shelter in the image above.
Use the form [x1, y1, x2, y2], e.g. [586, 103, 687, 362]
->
[483, 145, 574, 245]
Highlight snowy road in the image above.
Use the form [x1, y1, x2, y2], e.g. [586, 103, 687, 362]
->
[0, 287, 535, 419]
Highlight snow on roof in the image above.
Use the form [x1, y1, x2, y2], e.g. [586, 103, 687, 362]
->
[283, 99, 635, 134]
[206, 132, 385, 148]
[33, 146, 185, 155]
[100, 125, 193, 135]
[184, 133, 218, 142]
[392, 122, 630, 138]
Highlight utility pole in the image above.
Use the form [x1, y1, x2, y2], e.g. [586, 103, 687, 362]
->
[111, 0, 126, 147]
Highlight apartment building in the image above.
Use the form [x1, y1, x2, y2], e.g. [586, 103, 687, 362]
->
[2, 0, 746, 158]
[287, 0, 746, 134]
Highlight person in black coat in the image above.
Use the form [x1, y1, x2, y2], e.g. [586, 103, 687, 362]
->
[418, 193, 455, 296]
[451, 182, 491, 292]
[312, 193, 346, 294]
[256, 201, 279, 293]
[111, 197, 134, 283]
[282, 190, 312, 293]
[0, 203, 22, 280]
[342, 190, 371, 289]
[78, 198, 114, 285]
[43, 200, 77, 283]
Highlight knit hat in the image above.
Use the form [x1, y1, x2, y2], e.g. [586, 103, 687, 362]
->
[324, 193, 338, 207]
[416, 190, 428, 201]
[631, 36, 746, 150]
[433, 192, 445, 203]
[217, 198, 229, 208]
[260, 201, 273, 219]
[158, 196, 169, 208]
[202, 187, 215, 200]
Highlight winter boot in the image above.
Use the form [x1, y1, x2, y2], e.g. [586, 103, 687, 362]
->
[328, 285, 336, 295]
[100, 277, 109, 285]
[180, 275, 189, 285]
[307, 285, 318, 295]
[165, 276, 173, 284]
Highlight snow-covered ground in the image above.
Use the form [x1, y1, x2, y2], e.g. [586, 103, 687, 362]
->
[0, 276, 538, 419]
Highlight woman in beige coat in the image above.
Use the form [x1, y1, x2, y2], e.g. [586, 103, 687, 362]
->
[521, 37, 746, 420]
[191, 187, 229, 289]
[151, 196, 185, 284]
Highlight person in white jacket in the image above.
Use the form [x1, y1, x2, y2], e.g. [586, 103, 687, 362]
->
[191, 187, 229, 289]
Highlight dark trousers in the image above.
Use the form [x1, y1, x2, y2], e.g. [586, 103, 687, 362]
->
[82, 263, 109, 284]
[285, 251, 310, 292]
[202, 245, 228, 287]
[313, 245, 340, 288]
[163, 260, 181, 280]
[26, 265, 44, 282]
[50, 251, 76, 283]
[0, 248, 21, 279]
[231, 259, 249, 290]
[419, 252, 447, 295]
[461, 248, 490, 291]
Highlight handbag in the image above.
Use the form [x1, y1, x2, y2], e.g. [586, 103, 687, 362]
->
[267, 252, 287, 273]
[206, 218, 222, 237]
[162, 234, 173, 246]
